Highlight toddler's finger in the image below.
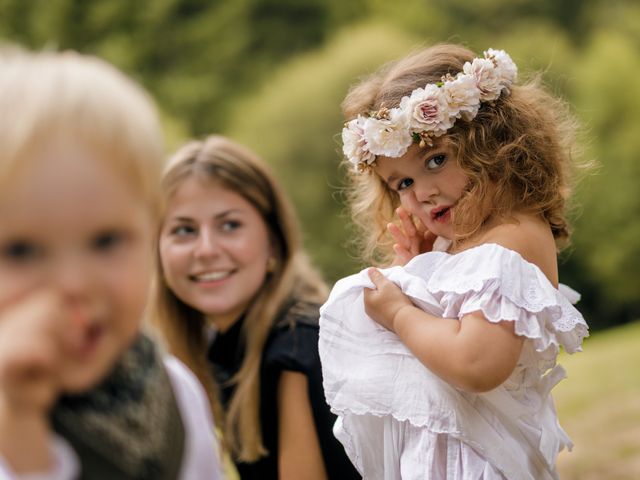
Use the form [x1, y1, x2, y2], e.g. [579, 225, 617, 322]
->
[393, 244, 410, 266]
[367, 267, 385, 288]
[388, 223, 410, 250]
[0, 285, 46, 319]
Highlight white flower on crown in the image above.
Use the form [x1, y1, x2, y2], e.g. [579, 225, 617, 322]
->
[342, 48, 518, 172]
[342, 116, 375, 169]
[486, 48, 517, 89]
[363, 109, 413, 158]
[443, 74, 481, 121]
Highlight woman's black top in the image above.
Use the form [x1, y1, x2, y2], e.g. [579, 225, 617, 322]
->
[207, 300, 359, 480]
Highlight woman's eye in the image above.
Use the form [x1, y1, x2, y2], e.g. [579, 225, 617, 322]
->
[1, 240, 40, 262]
[172, 225, 195, 236]
[396, 178, 414, 191]
[221, 220, 242, 232]
[92, 231, 125, 252]
[427, 154, 447, 170]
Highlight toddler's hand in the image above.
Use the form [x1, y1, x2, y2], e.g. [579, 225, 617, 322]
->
[388, 207, 436, 266]
[364, 268, 413, 333]
[0, 290, 79, 416]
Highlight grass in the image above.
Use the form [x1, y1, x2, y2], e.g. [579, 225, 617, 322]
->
[555, 320, 640, 479]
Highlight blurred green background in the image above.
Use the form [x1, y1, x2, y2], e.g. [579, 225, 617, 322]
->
[1, 1, 639, 476]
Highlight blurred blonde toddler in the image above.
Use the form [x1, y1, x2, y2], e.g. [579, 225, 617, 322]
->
[0, 48, 223, 479]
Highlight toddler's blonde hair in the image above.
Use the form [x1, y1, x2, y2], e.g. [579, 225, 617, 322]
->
[0, 46, 164, 215]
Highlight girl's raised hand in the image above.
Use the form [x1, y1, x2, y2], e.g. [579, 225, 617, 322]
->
[364, 268, 413, 333]
[388, 207, 436, 266]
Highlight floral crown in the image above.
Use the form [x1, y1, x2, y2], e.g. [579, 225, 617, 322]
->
[342, 48, 517, 172]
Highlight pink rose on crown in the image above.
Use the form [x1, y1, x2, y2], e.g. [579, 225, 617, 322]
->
[400, 84, 454, 136]
[443, 74, 481, 121]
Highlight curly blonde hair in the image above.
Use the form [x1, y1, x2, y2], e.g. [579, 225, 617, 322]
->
[342, 44, 579, 265]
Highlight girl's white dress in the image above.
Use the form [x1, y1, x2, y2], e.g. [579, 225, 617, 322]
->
[319, 242, 588, 480]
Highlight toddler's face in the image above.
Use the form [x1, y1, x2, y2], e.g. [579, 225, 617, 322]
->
[376, 141, 469, 241]
[0, 139, 154, 393]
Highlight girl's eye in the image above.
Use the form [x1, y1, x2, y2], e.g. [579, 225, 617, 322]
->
[396, 178, 414, 191]
[92, 231, 125, 252]
[221, 220, 242, 232]
[427, 154, 447, 170]
[1, 240, 41, 262]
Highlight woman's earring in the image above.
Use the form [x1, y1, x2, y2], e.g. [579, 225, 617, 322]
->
[266, 256, 277, 273]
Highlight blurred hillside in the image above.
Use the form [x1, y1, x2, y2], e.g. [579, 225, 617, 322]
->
[555, 321, 640, 479]
[1, 0, 639, 330]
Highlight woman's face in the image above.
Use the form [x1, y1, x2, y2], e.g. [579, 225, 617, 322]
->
[159, 176, 273, 331]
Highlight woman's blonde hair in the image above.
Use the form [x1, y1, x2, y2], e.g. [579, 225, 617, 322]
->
[342, 44, 579, 264]
[149, 135, 327, 462]
[0, 46, 163, 214]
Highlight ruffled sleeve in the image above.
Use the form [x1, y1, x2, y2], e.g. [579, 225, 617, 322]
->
[412, 243, 588, 360]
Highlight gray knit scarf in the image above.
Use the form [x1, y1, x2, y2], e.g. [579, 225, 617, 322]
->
[52, 335, 185, 480]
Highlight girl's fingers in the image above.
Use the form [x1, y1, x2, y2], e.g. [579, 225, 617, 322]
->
[396, 207, 417, 239]
[388, 223, 410, 250]
[393, 244, 411, 265]
[367, 267, 385, 288]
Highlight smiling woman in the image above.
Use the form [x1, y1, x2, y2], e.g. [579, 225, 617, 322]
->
[150, 135, 359, 480]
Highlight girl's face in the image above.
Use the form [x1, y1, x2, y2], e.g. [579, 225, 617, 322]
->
[375, 141, 470, 240]
[0, 139, 154, 393]
[159, 177, 273, 332]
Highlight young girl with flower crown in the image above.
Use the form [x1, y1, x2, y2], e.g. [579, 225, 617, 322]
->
[319, 44, 588, 480]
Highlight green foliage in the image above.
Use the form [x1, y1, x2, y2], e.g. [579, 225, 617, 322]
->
[567, 31, 640, 317]
[226, 23, 417, 280]
[0, 0, 357, 135]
